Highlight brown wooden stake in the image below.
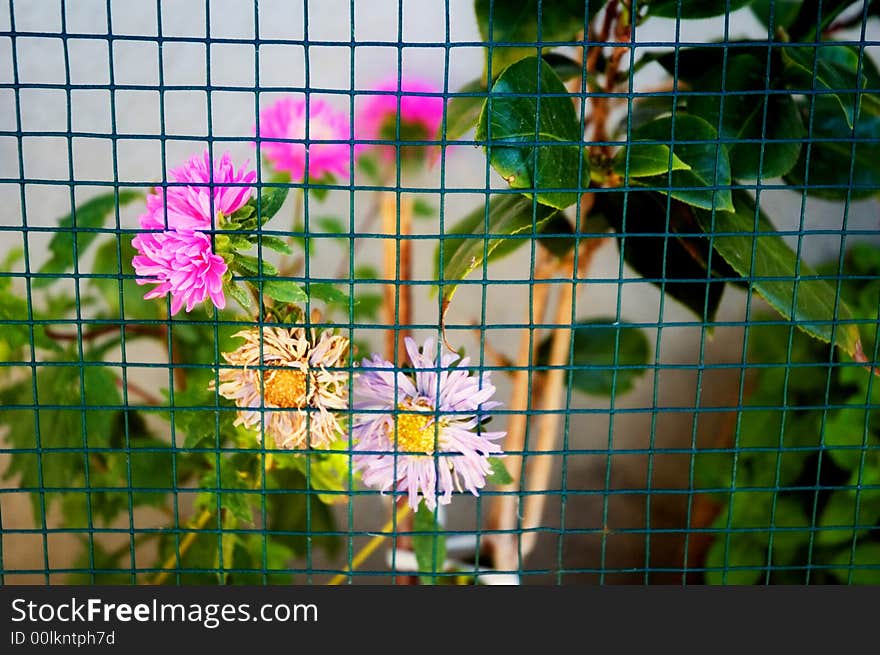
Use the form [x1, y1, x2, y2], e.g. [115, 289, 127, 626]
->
[380, 188, 416, 583]
[486, 251, 554, 571]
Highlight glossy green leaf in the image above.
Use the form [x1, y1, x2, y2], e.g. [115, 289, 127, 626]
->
[253, 176, 291, 225]
[413, 504, 447, 583]
[684, 53, 805, 180]
[785, 97, 880, 200]
[261, 279, 308, 304]
[693, 190, 865, 364]
[537, 318, 651, 397]
[36, 190, 142, 287]
[445, 55, 584, 143]
[781, 46, 864, 129]
[704, 534, 765, 585]
[477, 56, 589, 210]
[612, 143, 691, 178]
[750, 0, 804, 31]
[474, 0, 597, 76]
[647, 0, 756, 19]
[631, 115, 734, 211]
[438, 193, 557, 306]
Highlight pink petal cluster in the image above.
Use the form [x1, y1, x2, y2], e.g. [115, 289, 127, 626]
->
[355, 77, 444, 159]
[140, 151, 257, 231]
[132, 230, 227, 315]
[133, 150, 255, 315]
[256, 97, 351, 182]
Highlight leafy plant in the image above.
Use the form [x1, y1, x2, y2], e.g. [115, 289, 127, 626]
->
[695, 243, 880, 584]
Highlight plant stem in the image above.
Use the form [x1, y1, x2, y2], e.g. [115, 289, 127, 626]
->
[328, 504, 412, 585]
[151, 508, 214, 585]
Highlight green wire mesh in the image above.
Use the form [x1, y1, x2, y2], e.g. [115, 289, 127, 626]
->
[1, 0, 879, 585]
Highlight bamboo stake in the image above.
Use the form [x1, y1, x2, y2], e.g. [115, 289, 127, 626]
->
[381, 189, 416, 582]
[486, 251, 555, 570]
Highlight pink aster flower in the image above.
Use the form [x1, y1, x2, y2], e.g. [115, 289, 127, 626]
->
[140, 150, 256, 231]
[352, 337, 505, 511]
[131, 229, 227, 315]
[256, 97, 351, 182]
[355, 77, 444, 161]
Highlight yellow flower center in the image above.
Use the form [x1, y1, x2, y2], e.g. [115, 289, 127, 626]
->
[390, 404, 436, 454]
[264, 368, 308, 408]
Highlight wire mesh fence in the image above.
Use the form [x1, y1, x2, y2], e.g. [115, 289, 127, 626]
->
[1, 0, 879, 585]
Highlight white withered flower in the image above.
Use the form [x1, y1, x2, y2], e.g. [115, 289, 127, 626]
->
[216, 325, 350, 450]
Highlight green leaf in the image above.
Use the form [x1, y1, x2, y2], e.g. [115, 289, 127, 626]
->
[612, 143, 691, 178]
[474, 0, 597, 77]
[308, 282, 350, 306]
[598, 190, 733, 321]
[487, 457, 513, 485]
[823, 407, 876, 470]
[90, 237, 162, 320]
[445, 55, 585, 143]
[750, 0, 806, 31]
[267, 467, 338, 558]
[257, 235, 293, 255]
[831, 543, 880, 584]
[36, 190, 141, 287]
[254, 178, 290, 225]
[261, 279, 308, 304]
[225, 282, 252, 312]
[537, 318, 651, 397]
[631, 115, 734, 211]
[413, 198, 436, 218]
[781, 46, 864, 129]
[817, 489, 880, 546]
[445, 80, 486, 142]
[476, 56, 589, 211]
[438, 194, 557, 306]
[233, 255, 278, 277]
[704, 534, 765, 585]
[413, 504, 447, 584]
[682, 53, 805, 180]
[784, 97, 880, 201]
[316, 216, 348, 240]
[647, 0, 756, 19]
[693, 190, 865, 364]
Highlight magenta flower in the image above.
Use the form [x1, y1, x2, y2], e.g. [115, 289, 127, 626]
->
[352, 337, 505, 511]
[140, 150, 256, 231]
[133, 151, 253, 314]
[256, 97, 351, 182]
[132, 229, 227, 315]
[355, 77, 444, 160]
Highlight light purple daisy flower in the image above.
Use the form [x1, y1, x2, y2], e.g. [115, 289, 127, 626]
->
[352, 337, 505, 511]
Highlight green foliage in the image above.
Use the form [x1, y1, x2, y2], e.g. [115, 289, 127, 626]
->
[646, 0, 757, 19]
[35, 190, 142, 287]
[413, 504, 447, 584]
[474, 0, 597, 76]
[537, 318, 652, 396]
[476, 56, 590, 211]
[692, 191, 863, 363]
[630, 115, 733, 211]
[695, 243, 880, 584]
[438, 194, 558, 306]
